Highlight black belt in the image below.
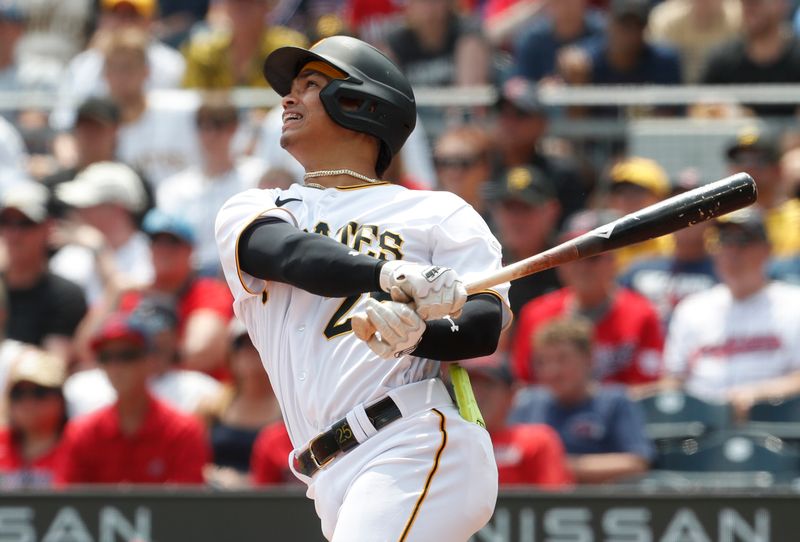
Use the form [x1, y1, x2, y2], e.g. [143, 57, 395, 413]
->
[294, 396, 402, 477]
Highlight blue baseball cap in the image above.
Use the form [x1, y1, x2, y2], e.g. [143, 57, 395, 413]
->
[142, 209, 195, 245]
[0, 0, 24, 23]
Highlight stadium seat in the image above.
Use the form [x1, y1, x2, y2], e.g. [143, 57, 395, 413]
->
[637, 391, 730, 442]
[653, 431, 800, 482]
[745, 396, 800, 442]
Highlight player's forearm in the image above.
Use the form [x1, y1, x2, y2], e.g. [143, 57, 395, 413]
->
[412, 294, 502, 361]
[568, 453, 649, 484]
[238, 218, 384, 297]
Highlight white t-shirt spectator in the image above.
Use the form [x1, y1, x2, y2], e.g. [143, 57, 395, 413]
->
[64, 367, 223, 418]
[117, 99, 201, 189]
[665, 281, 800, 402]
[50, 40, 186, 131]
[157, 157, 266, 275]
[50, 231, 154, 305]
[0, 116, 27, 176]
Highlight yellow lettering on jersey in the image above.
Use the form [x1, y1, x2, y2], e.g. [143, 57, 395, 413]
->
[313, 222, 330, 236]
[338, 221, 359, 246]
[353, 224, 379, 258]
[379, 231, 404, 261]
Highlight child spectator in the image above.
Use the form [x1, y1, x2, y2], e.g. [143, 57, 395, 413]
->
[511, 317, 655, 484]
[0, 348, 68, 489]
[57, 312, 209, 485]
[461, 354, 573, 487]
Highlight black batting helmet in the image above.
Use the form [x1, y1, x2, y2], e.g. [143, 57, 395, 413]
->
[263, 36, 416, 175]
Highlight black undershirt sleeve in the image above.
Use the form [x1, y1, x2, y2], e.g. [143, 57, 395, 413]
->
[238, 218, 385, 297]
[239, 217, 504, 359]
[413, 293, 503, 361]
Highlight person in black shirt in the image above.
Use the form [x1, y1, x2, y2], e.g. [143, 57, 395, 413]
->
[700, 0, 800, 116]
[0, 182, 86, 364]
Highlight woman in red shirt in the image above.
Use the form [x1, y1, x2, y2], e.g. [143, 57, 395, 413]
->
[0, 349, 68, 489]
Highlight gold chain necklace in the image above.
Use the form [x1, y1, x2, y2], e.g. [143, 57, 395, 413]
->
[303, 169, 381, 189]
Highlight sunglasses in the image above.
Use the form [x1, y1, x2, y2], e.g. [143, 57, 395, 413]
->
[97, 348, 145, 365]
[10, 385, 60, 402]
[0, 217, 38, 230]
[433, 155, 484, 170]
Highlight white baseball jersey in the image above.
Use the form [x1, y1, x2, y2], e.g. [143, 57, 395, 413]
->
[664, 281, 800, 402]
[215, 182, 511, 449]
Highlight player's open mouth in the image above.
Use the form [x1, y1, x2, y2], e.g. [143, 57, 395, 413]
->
[282, 111, 303, 129]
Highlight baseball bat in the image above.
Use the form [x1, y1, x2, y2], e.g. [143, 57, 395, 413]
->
[351, 172, 757, 341]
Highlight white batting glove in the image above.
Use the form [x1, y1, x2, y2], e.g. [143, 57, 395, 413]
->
[360, 298, 426, 359]
[379, 261, 467, 320]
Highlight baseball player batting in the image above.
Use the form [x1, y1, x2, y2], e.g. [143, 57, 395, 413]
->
[215, 36, 511, 542]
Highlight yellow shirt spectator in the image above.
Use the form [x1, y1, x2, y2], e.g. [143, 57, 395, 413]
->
[764, 198, 800, 257]
[182, 27, 307, 89]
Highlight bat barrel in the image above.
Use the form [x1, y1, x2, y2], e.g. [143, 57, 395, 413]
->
[574, 172, 757, 258]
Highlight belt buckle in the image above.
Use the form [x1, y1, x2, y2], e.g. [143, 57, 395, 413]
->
[307, 434, 335, 471]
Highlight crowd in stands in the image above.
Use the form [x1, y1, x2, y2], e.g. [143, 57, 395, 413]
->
[1, 0, 800, 491]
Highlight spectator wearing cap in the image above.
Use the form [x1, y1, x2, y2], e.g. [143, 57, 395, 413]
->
[648, 0, 741, 84]
[100, 27, 201, 188]
[484, 165, 563, 315]
[619, 169, 719, 327]
[111, 209, 233, 375]
[43, 97, 154, 218]
[0, 348, 69, 489]
[157, 95, 266, 276]
[664, 208, 800, 421]
[563, 0, 681, 88]
[511, 209, 664, 389]
[509, 0, 605, 83]
[700, 0, 800, 116]
[64, 297, 223, 418]
[604, 157, 674, 273]
[461, 354, 573, 487]
[433, 123, 494, 219]
[49, 0, 186, 133]
[494, 76, 591, 221]
[0, 182, 87, 362]
[511, 317, 655, 484]
[199, 318, 280, 488]
[50, 161, 154, 306]
[57, 311, 210, 485]
[724, 126, 800, 257]
[181, 0, 306, 89]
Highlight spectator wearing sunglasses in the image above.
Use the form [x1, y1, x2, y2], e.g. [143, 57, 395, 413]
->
[64, 298, 223, 418]
[156, 95, 266, 277]
[433, 123, 494, 219]
[724, 126, 800, 257]
[664, 209, 800, 422]
[0, 348, 69, 489]
[57, 311, 210, 485]
[0, 182, 87, 363]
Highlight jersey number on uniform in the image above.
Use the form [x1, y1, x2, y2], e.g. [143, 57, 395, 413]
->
[323, 292, 391, 339]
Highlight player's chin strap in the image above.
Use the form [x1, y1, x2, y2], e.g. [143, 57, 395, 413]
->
[304, 169, 381, 187]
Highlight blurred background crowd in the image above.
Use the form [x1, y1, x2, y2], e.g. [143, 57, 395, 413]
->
[2, 0, 800, 491]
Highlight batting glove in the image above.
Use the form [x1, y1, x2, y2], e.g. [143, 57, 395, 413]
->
[361, 298, 426, 359]
[379, 261, 467, 320]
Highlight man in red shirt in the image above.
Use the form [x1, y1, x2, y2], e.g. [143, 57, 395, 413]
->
[462, 354, 573, 487]
[511, 210, 664, 388]
[120, 209, 233, 375]
[57, 312, 210, 485]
